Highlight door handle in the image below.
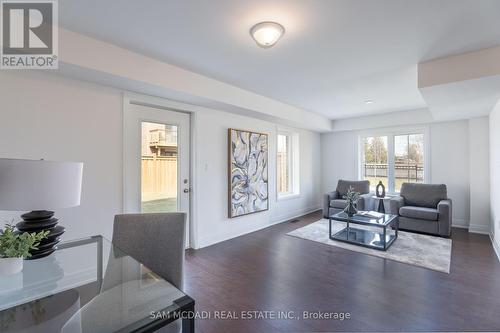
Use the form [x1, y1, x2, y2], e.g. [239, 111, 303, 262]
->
[183, 188, 190, 193]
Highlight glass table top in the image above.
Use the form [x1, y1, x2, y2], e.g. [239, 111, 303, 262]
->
[0, 236, 186, 333]
[330, 211, 397, 227]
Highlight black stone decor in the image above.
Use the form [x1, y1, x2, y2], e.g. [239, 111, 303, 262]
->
[16, 210, 65, 259]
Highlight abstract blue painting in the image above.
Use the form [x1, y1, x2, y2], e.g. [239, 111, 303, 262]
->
[229, 129, 269, 218]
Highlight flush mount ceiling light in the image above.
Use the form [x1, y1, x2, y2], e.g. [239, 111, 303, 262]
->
[250, 21, 285, 48]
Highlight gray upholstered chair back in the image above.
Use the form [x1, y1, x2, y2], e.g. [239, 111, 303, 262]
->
[112, 213, 186, 289]
[400, 183, 447, 208]
[336, 179, 370, 196]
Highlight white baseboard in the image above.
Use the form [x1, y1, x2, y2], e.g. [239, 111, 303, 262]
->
[452, 218, 469, 229]
[468, 224, 491, 235]
[491, 234, 500, 262]
[197, 206, 321, 249]
[271, 206, 322, 225]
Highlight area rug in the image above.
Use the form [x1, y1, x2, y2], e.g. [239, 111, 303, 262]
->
[287, 219, 452, 273]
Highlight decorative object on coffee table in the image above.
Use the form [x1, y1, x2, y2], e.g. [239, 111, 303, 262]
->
[228, 129, 268, 218]
[376, 181, 386, 198]
[323, 180, 371, 218]
[0, 158, 83, 259]
[342, 186, 359, 217]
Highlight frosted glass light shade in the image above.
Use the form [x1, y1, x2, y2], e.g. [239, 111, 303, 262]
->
[0, 158, 83, 211]
[250, 21, 285, 48]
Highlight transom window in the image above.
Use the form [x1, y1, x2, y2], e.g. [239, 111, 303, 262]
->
[361, 131, 427, 193]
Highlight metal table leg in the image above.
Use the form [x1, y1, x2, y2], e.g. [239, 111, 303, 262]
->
[97, 236, 103, 290]
[383, 225, 387, 250]
[329, 217, 332, 239]
[175, 296, 195, 333]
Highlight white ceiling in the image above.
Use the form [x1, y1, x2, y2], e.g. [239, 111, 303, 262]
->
[60, 0, 500, 120]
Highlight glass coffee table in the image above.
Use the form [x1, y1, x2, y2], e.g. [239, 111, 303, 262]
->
[329, 211, 399, 251]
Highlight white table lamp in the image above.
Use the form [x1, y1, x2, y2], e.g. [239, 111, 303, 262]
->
[0, 158, 83, 258]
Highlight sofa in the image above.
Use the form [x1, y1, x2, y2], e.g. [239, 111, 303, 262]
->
[389, 183, 452, 237]
[323, 179, 371, 218]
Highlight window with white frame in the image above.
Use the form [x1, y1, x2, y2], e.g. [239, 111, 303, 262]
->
[361, 131, 427, 194]
[277, 132, 300, 198]
[362, 136, 389, 192]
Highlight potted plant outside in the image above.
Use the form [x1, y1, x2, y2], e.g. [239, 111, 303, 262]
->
[0, 224, 48, 275]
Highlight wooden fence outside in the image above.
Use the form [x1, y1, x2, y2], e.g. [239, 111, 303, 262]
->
[277, 152, 288, 193]
[364, 163, 424, 182]
[141, 156, 177, 200]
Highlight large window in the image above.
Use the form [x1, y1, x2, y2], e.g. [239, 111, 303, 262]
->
[362, 136, 388, 192]
[277, 132, 300, 198]
[361, 131, 426, 193]
[394, 134, 424, 192]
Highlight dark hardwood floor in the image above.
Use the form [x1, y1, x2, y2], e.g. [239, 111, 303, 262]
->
[184, 210, 500, 332]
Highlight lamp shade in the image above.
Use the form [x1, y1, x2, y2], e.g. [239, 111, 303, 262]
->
[0, 158, 83, 211]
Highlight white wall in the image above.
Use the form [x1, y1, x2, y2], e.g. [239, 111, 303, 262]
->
[195, 111, 322, 247]
[490, 102, 500, 259]
[0, 71, 123, 241]
[469, 117, 490, 234]
[321, 120, 473, 227]
[0, 71, 322, 247]
[430, 121, 470, 227]
[321, 130, 359, 195]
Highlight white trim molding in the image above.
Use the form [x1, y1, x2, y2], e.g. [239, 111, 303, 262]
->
[452, 218, 469, 229]
[271, 206, 321, 225]
[468, 224, 492, 235]
[490, 234, 500, 262]
[197, 206, 321, 248]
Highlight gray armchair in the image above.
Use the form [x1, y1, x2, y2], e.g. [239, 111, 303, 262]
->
[389, 183, 451, 237]
[323, 179, 371, 218]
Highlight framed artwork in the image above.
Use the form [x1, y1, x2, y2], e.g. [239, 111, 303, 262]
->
[228, 128, 269, 218]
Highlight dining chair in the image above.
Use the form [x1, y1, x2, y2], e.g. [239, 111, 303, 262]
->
[112, 212, 187, 289]
[61, 213, 188, 333]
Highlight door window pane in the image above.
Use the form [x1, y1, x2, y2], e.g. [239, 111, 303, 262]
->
[141, 122, 178, 213]
[362, 136, 388, 192]
[394, 134, 424, 192]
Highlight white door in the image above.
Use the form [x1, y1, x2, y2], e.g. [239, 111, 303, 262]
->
[124, 100, 191, 247]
